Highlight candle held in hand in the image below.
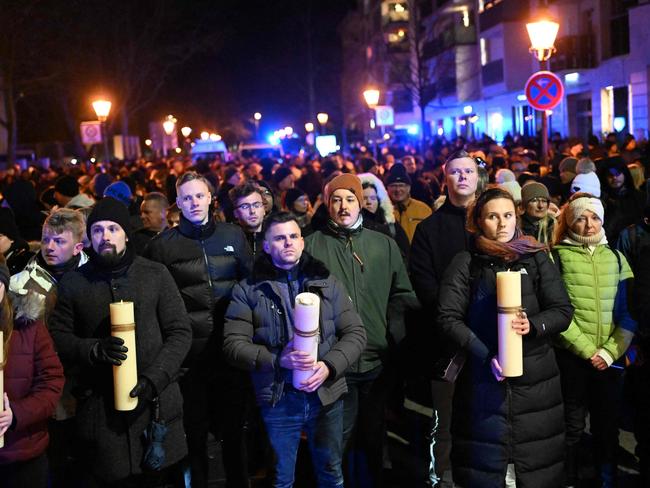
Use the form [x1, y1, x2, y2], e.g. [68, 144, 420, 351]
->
[496, 271, 523, 377]
[292, 293, 320, 390]
[110, 301, 138, 411]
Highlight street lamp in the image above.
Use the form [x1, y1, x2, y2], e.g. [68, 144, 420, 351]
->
[253, 112, 262, 140]
[284, 126, 294, 137]
[526, 12, 559, 165]
[181, 126, 192, 138]
[304, 122, 314, 133]
[363, 88, 381, 158]
[92, 99, 112, 162]
[200, 131, 209, 141]
[163, 115, 176, 136]
[317, 112, 329, 134]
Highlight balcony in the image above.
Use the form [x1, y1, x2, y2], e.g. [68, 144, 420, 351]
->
[481, 59, 504, 85]
[422, 25, 477, 60]
[550, 35, 595, 71]
[479, 0, 529, 32]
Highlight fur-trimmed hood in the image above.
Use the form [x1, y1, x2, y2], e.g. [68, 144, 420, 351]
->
[357, 172, 396, 224]
[251, 251, 330, 283]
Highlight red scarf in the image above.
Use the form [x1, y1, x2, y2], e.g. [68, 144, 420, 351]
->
[475, 228, 547, 262]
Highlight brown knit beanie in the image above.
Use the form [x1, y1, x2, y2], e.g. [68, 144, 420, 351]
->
[324, 174, 363, 205]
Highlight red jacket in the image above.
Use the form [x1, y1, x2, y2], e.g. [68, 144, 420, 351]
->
[0, 318, 64, 464]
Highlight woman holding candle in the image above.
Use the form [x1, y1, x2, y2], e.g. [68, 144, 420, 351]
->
[0, 255, 64, 487]
[437, 188, 573, 488]
[552, 193, 637, 488]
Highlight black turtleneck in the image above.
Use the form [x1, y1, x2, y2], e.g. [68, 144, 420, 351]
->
[88, 244, 135, 277]
[37, 252, 82, 282]
[178, 214, 217, 241]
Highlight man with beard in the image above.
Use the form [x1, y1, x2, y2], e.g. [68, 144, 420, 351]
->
[305, 174, 417, 488]
[230, 182, 266, 257]
[49, 197, 191, 486]
[144, 172, 253, 488]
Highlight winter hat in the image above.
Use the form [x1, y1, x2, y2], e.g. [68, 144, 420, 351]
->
[521, 182, 550, 206]
[385, 164, 412, 186]
[284, 188, 307, 211]
[273, 166, 293, 185]
[566, 196, 604, 225]
[495, 168, 516, 184]
[359, 157, 378, 173]
[575, 158, 596, 174]
[103, 181, 133, 206]
[559, 157, 578, 174]
[0, 207, 22, 241]
[571, 172, 601, 198]
[87, 197, 132, 239]
[358, 172, 396, 224]
[92, 173, 113, 198]
[324, 174, 363, 205]
[55, 175, 79, 197]
[498, 180, 522, 203]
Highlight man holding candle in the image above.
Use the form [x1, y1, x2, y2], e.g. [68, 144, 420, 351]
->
[49, 197, 192, 485]
[144, 172, 253, 488]
[224, 212, 366, 487]
[304, 174, 417, 488]
[408, 150, 478, 487]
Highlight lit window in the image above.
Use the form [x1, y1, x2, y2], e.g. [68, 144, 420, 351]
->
[480, 38, 489, 66]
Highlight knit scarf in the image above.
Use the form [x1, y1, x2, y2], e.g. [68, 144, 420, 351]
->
[475, 228, 547, 262]
[565, 228, 607, 246]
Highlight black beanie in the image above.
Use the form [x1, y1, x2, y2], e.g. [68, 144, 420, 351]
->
[284, 188, 306, 210]
[55, 175, 80, 197]
[385, 164, 411, 186]
[273, 166, 293, 185]
[0, 208, 22, 242]
[86, 197, 132, 239]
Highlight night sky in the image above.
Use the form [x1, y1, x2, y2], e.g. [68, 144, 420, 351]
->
[14, 0, 356, 146]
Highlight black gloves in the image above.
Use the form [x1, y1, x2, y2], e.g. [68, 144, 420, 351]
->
[91, 336, 128, 365]
[130, 377, 156, 403]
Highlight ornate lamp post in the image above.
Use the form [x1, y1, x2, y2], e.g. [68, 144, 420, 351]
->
[253, 112, 262, 139]
[363, 87, 381, 158]
[526, 14, 559, 165]
[316, 112, 329, 134]
[92, 99, 112, 162]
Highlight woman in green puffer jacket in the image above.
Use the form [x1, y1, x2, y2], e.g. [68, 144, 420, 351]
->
[552, 192, 637, 488]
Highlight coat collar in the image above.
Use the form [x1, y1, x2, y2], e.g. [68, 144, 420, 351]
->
[178, 214, 217, 240]
[252, 251, 330, 283]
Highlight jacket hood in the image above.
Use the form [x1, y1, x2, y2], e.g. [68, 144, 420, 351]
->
[252, 251, 330, 283]
[357, 172, 396, 224]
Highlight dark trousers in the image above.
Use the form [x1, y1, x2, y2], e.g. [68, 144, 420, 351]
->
[0, 454, 48, 488]
[342, 366, 389, 488]
[556, 349, 621, 476]
[626, 361, 650, 483]
[260, 389, 344, 488]
[429, 379, 454, 484]
[181, 365, 250, 488]
[48, 418, 84, 488]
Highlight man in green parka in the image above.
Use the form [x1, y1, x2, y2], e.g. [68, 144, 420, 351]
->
[305, 173, 417, 488]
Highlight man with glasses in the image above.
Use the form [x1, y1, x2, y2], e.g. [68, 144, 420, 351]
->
[409, 150, 478, 488]
[385, 164, 432, 243]
[520, 182, 555, 245]
[230, 182, 267, 257]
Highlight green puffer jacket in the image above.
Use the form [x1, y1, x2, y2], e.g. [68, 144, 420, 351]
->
[553, 243, 636, 362]
[305, 224, 417, 373]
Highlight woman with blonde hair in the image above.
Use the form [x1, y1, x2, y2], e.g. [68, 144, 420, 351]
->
[551, 192, 637, 488]
[0, 256, 64, 487]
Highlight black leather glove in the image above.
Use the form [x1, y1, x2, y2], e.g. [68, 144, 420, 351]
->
[91, 336, 127, 365]
[130, 377, 156, 403]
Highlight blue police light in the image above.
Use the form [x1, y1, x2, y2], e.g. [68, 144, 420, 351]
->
[268, 134, 281, 145]
[407, 125, 419, 135]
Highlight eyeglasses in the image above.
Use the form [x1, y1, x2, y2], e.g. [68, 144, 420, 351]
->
[236, 202, 264, 211]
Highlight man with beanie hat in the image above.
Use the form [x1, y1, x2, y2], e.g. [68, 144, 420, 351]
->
[385, 165, 432, 243]
[520, 181, 555, 244]
[49, 197, 192, 485]
[144, 172, 253, 488]
[305, 173, 417, 488]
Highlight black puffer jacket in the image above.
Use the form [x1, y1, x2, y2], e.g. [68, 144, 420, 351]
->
[223, 252, 366, 407]
[144, 215, 252, 367]
[437, 249, 573, 488]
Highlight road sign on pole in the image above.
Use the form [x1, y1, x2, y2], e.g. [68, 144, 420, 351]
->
[374, 105, 394, 126]
[80, 121, 103, 144]
[525, 71, 564, 111]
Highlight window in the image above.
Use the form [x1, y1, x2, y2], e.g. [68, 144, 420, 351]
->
[480, 38, 489, 66]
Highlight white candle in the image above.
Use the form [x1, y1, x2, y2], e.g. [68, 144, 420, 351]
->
[496, 271, 523, 377]
[110, 301, 138, 411]
[292, 293, 320, 389]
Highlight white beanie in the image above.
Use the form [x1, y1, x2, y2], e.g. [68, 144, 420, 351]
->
[571, 172, 601, 198]
[567, 196, 605, 225]
[499, 180, 522, 203]
[495, 168, 516, 184]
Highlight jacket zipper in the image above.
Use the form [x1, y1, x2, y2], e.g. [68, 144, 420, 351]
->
[200, 240, 214, 290]
[590, 248, 602, 347]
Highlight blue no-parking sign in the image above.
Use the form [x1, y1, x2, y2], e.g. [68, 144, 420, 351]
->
[525, 71, 564, 111]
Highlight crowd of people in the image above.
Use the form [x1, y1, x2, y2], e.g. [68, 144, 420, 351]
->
[0, 131, 648, 488]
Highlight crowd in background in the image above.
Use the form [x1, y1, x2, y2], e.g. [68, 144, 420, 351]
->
[0, 129, 648, 488]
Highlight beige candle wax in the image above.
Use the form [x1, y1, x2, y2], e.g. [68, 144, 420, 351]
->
[496, 271, 523, 377]
[292, 293, 320, 390]
[109, 301, 138, 411]
[0, 330, 3, 448]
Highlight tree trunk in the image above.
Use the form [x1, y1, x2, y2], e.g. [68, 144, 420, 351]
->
[4, 83, 17, 165]
[59, 91, 87, 159]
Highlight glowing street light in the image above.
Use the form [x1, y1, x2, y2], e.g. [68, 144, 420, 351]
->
[200, 131, 209, 141]
[209, 133, 221, 141]
[316, 113, 329, 125]
[363, 88, 380, 109]
[144, 139, 152, 147]
[163, 115, 177, 136]
[253, 112, 262, 140]
[526, 17, 560, 62]
[92, 98, 112, 161]
[305, 122, 314, 133]
[181, 126, 192, 138]
[284, 126, 294, 137]
[254, 112, 262, 121]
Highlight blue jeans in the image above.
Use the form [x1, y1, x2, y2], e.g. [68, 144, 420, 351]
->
[260, 388, 344, 488]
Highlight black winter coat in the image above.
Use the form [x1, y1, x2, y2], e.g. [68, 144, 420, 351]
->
[437, 250, 573, 488]
[143, 215, 252, 368]
[49, 254, 192, 482]
[223, 252, 366, 407]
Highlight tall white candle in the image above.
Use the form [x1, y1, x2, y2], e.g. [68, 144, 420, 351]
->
[292, 293, 320, 389]
[110, 301, 138, 411]
[496, 271, 523, 377]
